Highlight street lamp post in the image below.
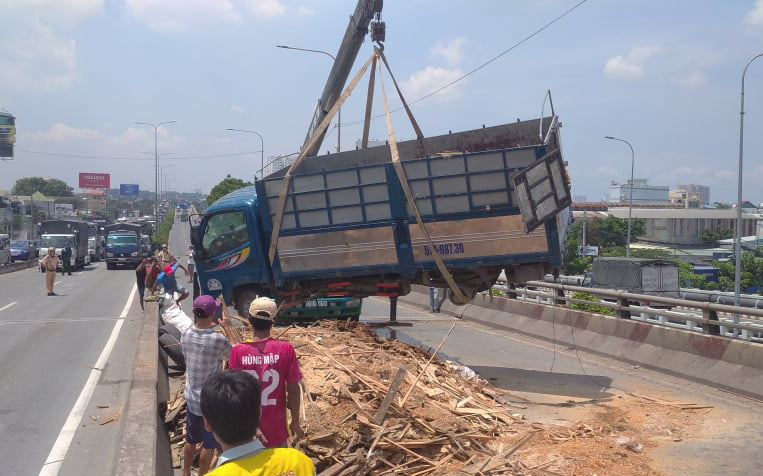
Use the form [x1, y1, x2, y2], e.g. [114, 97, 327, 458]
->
[226, 128, 264, 179]
[134, 120, 176, 220]
[734, 53, 763, 337]
[164, 174, 176, 201]
[277, 45, 341, 153]
[604, 136, 635, 258]
[142, 151, 174, 199]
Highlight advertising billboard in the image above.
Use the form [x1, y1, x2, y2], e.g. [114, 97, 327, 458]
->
[120, 184, 140, 196]
[79, 172, 110, 189]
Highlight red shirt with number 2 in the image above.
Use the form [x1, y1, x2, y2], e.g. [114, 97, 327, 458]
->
[229, 338, 303, 448]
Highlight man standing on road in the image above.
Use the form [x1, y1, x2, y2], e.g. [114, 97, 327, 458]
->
[61, 243, 73, 276]
[201, 371, 315, 476]
[228, 297, 304, 448]
[156, 243, 173, 267]
[135, 258, 154, 310]
[181, 295, 233, 476]
[40, 247, 59, 296]
[186, 245, 195, 284]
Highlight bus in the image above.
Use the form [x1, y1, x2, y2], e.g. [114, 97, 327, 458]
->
[0, 112, 15, 158]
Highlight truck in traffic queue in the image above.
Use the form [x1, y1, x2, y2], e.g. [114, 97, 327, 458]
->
[105, 230, 143, 269]
[39, 219, 89, 269]
[86, 222, 102, 262]
[0, 234, 11, 265]
[582, 257, 680, 307]
[192, 118, 571, 317]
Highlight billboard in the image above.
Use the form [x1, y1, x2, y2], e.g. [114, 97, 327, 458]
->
[120, 184, 140, 196]
[79, 172, 110, 189]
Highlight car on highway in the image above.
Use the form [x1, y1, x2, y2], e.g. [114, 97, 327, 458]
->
[9, 240, 37, 261]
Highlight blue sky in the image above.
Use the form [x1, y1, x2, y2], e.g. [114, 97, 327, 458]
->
[1, 0, 762, 204]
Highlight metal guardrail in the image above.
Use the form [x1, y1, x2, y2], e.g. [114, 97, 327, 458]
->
[493, 281, 763, 342]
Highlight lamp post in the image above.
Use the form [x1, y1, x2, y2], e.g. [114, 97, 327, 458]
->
[734, 53, 763, 337]
[164, 174, 176, 201]
[134, 120, 176, 220]
[604, 136, 635, 258]
[142, 151, 174, 199]
[277, 44, 341, 153]
[226, 128, 264, 179]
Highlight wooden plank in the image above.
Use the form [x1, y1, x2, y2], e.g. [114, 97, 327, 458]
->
[374, 367, 407, 425]
[400, 322, 457, 407]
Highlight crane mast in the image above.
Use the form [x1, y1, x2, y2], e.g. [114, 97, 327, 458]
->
[301, 0, 384, 157]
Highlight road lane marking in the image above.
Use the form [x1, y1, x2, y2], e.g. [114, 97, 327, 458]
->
[54, 281, 61, 285]
[40, 283, 138, 476]
[0, 302, 18, 312]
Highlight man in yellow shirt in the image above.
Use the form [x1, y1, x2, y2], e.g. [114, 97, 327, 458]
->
[201, 371, 315, 476]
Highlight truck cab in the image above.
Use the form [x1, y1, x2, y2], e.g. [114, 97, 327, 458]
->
[105, 231, 142, 270]
[0, 234, 11, 265]
[39, 234, 76, 269]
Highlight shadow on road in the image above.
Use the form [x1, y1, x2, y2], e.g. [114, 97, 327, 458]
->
[469, 365, 614, 400]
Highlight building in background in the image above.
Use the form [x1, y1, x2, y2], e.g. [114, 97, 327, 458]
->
[676, 184, 710, 205]
[262, 154, 298, 177]
[607, 179, 669, 203]
[606, 207, 757, 246]
[669, 189, 701, 208]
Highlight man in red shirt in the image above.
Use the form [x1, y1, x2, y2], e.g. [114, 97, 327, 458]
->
[227, 297, 304, 448]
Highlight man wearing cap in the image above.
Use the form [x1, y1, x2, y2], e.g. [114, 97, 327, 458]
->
[154, 261, 190, 305]
[39, 247, 59, 296]
[180, 295, 233, 476]
[227, 297, 305, 448]
[156, 243, 173, 267]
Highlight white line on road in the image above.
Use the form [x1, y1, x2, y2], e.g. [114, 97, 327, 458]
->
[0, 302, 18, 312]
[54, 281, 61, 285]
[39, 283, 138, 476]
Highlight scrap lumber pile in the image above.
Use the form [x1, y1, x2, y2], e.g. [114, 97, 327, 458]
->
[277, 321, 535, 475]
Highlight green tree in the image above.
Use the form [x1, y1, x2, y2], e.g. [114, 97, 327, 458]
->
[12, 177, 74, 197]
[207, 175, 252, 206]
[699, 227, 733, 246]
[712, 202, 731, 209]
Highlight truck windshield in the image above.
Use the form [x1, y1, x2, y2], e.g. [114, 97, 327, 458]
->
[108, 235, 137, 245]
[41, 236, 72, 248]
[0, 116, 14, 126]
[202, 211, 248, 258]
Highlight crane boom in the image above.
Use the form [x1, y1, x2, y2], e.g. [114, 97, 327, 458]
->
[302, 0, 383, 157]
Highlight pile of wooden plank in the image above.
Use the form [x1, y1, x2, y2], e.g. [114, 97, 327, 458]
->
[282, 321, 538, 475]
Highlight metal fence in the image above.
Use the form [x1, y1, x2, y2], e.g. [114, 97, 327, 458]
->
[493, 281, 763, 342]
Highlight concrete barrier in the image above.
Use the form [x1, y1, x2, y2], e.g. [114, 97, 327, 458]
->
[0, 259, 39, 275]
[115, 302, 172, 476]
[401, 286, 763, 400]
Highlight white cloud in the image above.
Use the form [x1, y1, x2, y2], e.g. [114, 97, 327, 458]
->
[231, 105, 246, 115]
[673, 70, 707, 87]
[430, 37, 468, 66]
[715, 169, 735, 181]
[244, 0, 286, 18]
[746, 0, 763, 27]
[296, 5, 315, 16]
[400, 67, 465, 103]
[0, 1, 103, 92]
[604, 46, 662, 80]
[125, 0, 240, 32]
[593, 166, 619, 177]
[23, 123, 185, 151]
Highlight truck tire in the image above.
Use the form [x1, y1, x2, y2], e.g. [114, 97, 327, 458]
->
[106, 262, 115, 270]
[234, 287, 272, 318]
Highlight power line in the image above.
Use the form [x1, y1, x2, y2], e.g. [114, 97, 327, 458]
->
[14, 149, 265, 161]
[342, 0, 589, 127]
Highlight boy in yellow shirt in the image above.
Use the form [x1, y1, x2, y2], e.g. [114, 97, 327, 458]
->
[201, 371, 315, 476]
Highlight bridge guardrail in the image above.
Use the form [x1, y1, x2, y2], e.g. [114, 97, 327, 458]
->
[498, 281, 763, 341]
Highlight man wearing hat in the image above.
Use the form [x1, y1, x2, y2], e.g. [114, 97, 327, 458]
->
[154, 261, 190, 305]
[156, 243, 173, 267]
[39, 247, 59, 296]
[180, 295, 233, 476]
[227, 297, 304, 448]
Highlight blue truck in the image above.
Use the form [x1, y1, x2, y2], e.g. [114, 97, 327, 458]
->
[192, 118, 571, 316]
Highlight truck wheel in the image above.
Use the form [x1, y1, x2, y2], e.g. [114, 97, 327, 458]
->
[106, 262, 115, 270]
[235, 289, 258, 318]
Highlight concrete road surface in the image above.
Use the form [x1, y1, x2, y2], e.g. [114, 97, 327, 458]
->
[0, 257, 144, 475]
[360, 297, 763, 476]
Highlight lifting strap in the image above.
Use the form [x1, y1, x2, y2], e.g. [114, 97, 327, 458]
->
[268, 53, 376, 263]
[374, 50, 468, 304]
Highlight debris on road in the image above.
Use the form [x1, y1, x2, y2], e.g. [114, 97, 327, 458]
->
[164, 319, 714, 475]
